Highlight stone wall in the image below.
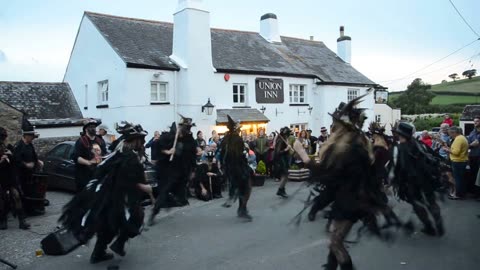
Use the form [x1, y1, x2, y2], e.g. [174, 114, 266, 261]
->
[33, 136, 79, 159]
[0, 101, 23, 145]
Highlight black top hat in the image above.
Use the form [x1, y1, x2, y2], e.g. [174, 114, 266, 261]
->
[393, 122, 414, 139]
[206, 151, 215, 159]
[178, 114, 196, 127]
[280, 126, 292, 136]
[82, 118, 101, 131]
[115, 121, 148, 141]
[21, 118, 39, 137]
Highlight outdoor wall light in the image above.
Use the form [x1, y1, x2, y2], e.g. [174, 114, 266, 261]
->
[275, 108, 283, 117]
[308, 106, 313, 115]
[260, 106, 266, 114]
[202, 98, 215, 115]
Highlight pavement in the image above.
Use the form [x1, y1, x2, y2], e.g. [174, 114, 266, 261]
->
[1, 180, 480, 270]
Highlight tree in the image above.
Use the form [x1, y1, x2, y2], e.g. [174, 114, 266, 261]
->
[389, 78, 435, 114]
[448, 73, 459, 82]
[462, 69, 477, 79]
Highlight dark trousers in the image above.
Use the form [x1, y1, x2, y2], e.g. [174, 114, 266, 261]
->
[451, 161, 467, 197]
[468, 156, 480, 193]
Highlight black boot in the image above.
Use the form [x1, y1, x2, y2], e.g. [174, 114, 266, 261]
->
[110, 235, 128, 257]
[0, 217, 7, 230]
[237, 204, 252, 222]
[276, 187, 288, 198]
[308, 207, 318, 222]
[90, 240, 114, 264]
[148, 207, 160, 226]
[323, 251, 338, 270]
[340, 261, 354, 270]
[17, 210, 30, 230]
[421, 223, 436, 236]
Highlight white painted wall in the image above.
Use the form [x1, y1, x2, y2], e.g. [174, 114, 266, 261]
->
[36, 126, 82, 138]
[63, 15, 127, 125]
[373, 103, 402, 135]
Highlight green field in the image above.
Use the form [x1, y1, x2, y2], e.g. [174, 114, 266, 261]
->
[389, 76, 480, 105]
[431, 76, 480, 94]
[431, 95, 480, 105]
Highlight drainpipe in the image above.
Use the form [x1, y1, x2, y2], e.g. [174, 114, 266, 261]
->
[174, 70, 178, 118]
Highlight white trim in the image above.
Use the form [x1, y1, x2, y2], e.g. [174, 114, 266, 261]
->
[97, 80, 109, 105]
[232, 83, 247, 106]
[150, 81, 169, 103]
[289, 84, 307, 104]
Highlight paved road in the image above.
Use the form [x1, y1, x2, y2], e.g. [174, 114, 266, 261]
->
[2, 181, 480, 270]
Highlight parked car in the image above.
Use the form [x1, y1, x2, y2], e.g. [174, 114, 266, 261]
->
[43, 142, 159, 202]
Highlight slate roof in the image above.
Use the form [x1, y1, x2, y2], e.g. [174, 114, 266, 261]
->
[85, 12, 376, 86]
[0, 82, 83, 120]
[216, 109, 270, 125]
[460, 105, 480, 121]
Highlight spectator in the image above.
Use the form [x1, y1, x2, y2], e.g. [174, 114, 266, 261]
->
[266, 133, 275, 178]
[442, 114, 454, 127]
[194, 151, 222, 201]
[438, 124, 452, 159]
[467, 116, 480, 198]
[97, 125, 111, 151]
[254, 129, 268, 164]
[443, 126, 469, 199]
[145, 131, 161, 164]
[317, 127, 329, 154]
[293, 130, 310, 167]
[247, 133, 256, 152]
[421, 130, 433, 147]
[195, 131, 207, 151]
[208, 130, 217, 144]
[307, 129, 317, 155]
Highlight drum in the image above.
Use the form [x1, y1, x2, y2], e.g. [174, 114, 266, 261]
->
[22, 172, 49, 216]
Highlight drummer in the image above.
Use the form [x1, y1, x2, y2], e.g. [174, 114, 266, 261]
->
[12, 121, 44, 220]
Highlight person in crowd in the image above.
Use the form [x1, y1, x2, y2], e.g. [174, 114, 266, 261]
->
[220, 115, 253, 221]
[208, 130, 217, 144]
[73, 119, 105, 192]
[145, 131, 161, 164]
[266, 133, 275, 178]
[443, 126, 469, 199]
[241, 130, 248, 142]
[91, 143, 103, 164]
[254, 128, 269, 165]
[0, 127, 30, 230]
[149, 116, 197, 225]
[273, 127, 292, 198]
[468, 116, 480, 196]
[97, 125, 110, 150]
[437, 124, 452, 159]
[59, 122, 152, 264]
[442, 114, 454, 127]
[316, 126, 329, 154]
[195, 131, 207, 151]
[307, 129, 317, 155]
[293, 130, 310, 168]
[194, 151, 222, 201]
[421, 130, 433, 147]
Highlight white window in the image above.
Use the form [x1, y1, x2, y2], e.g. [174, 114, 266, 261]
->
[347, 88, 359, 102]
[375, 115, 381, 123]
[289, 85, 306, 104]
[151, 82, 168, 102]
[84, 84, 88, 109]
[290, 123, 308, 134]
[233, 84, 247, 105]
[98, 80, 109, 104]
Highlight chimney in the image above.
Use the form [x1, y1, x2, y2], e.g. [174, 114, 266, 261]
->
[260, 13, 281, 43]
[170, 0, 214, 70]
[337, 26, 352, 64]
[310, 36, 314, 41]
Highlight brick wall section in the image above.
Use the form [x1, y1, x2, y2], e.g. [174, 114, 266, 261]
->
[33, 136, 79, 159]
[0, 101, 23, 145]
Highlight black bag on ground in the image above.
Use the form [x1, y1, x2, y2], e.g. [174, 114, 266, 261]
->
[41, 227, 81, 255]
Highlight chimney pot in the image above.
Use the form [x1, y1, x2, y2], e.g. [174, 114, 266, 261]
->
[260, 13, 281, 43]
[340, 26, 345, 37]
[310, 36, 314, 41]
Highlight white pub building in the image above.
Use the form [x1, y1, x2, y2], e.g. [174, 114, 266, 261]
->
[64, 0, 381, 137]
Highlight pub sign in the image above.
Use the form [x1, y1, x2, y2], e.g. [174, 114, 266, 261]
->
[255, 78, 284, 103]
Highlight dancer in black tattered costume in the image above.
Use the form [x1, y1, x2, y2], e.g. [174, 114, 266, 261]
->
[220, 115, 253, 221]
[389, 122, 445, 236]
[148, 115, 197, 226]
[294, 94, 402, 270]
[59, 122, 153, 264]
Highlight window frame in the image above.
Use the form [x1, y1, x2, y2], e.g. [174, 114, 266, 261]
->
[150, 81, 169, 103]
[289, 84, 307, 104]
[232, 83, 247, 106]
[97, 80, 109, 105]
[347, 88, 359, 102]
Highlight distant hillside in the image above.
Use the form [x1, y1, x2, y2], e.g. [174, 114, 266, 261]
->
[390, 76, 480, 106]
